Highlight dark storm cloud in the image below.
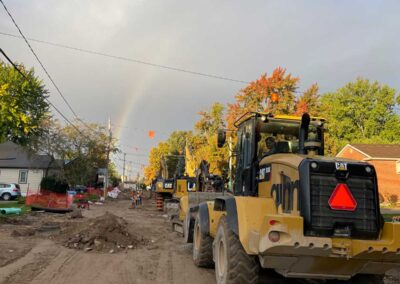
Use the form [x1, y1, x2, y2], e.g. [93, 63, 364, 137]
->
[1, 0, 399, 174]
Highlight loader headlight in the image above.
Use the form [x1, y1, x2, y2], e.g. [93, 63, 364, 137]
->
[268, 231, 280, 243]
[310, 162, 318, 170]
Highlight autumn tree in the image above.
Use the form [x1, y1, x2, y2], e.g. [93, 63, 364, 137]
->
[227, 67, 299, 128]
[190, 103, 229, 178]
[144, 142, 170, 184]
[0, 62, 49, 145]
[295, 83, 320, 116]
[144, 103, 229, 184]
[321, 78, 400, 154]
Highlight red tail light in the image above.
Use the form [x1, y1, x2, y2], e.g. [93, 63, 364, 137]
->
[328, 183, 357, 211]
[13, 189, 19, 192]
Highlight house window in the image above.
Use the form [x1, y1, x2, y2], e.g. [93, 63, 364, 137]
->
[19, 170, 28, 184]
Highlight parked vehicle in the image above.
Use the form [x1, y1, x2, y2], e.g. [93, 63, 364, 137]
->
[0, 183, 21, 200]
[69, 185, 87, 194]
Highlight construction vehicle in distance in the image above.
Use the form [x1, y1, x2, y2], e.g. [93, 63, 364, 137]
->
[153, 177, 175, 211]
[191, 112, 400, 284]
[153, 154, 188, 211]
[164, 175, 197, 216]
[172, 160, 227, 242]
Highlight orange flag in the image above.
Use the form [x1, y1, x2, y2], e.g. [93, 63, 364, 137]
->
[148, 130, 155, 139]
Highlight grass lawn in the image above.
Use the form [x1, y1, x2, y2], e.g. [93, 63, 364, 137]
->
[0, 200, 31, 215]
[382, 213, 400, 222]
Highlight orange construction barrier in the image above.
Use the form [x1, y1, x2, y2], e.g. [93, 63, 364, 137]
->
[26, 189, 73, 211]
[87, 187, 103, 197]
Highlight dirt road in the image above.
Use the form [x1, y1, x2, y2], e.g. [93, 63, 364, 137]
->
[0, 198, 215, 284]
[0, 198, 399, 284]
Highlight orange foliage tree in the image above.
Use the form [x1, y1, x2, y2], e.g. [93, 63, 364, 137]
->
[227, 67, 299, 129]
[294, 83, 320, 116]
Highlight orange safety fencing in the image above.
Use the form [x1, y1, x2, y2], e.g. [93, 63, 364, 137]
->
[87, 187, 104, 197]
[25, 189, 73, 209]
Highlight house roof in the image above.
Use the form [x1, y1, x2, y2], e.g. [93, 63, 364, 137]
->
[343, 144, 400, 159]
[0, 141, 63, 169]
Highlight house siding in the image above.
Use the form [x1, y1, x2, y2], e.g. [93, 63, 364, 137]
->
[337, 146, 368, 161]
[367, 160, 400, 201]
[337, 145, 400, 202]
[0, 168, 44, 195]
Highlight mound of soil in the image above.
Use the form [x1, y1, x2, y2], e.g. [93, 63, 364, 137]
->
[62, 212, 147, 252]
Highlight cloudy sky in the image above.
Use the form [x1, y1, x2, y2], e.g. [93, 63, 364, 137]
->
[1, 0, 400, 177]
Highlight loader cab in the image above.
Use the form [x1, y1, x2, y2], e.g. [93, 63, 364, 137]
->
[231, 113, 325, 196]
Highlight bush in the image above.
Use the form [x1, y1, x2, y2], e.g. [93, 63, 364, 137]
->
[87, 195, 100, 201]
[387, 194, 399, 207]
[40, 176, 69, 193]
[17, 196, 26, 204]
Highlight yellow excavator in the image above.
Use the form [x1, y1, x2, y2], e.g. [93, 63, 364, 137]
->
[189, 112, 400, 283]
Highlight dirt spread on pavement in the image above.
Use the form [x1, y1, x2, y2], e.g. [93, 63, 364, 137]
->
[60, 211, 148, 252]
[0, 198, 398, 284]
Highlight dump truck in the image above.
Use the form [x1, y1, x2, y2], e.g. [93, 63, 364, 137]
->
[191, 112, 400, 284]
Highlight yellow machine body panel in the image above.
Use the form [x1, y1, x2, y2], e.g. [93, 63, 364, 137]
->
[179, 195, 189, 222]
[174, 178, 197, 199]
[155, 180, 174, 194]
[174, 179, 187, 199]
[207, 194, 400, 277]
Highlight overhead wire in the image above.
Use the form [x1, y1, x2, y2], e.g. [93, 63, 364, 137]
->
[0, 1, 100, 135]
[0, 32, 321, 95]
[0, 48, 85, 135]
[0, 31, 248, 85]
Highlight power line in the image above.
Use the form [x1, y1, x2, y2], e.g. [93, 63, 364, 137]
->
[0, 48, 84, 135]
[0, 1, 80, 117]
[0, 1, 98, 135]
[0, 31, 248, 84]
[1, 30, 325, 95]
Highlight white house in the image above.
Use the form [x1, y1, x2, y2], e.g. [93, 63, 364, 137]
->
[0, 141, 62, 195]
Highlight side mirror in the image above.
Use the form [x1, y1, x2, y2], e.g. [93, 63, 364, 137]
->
[217, 129, 226, 148]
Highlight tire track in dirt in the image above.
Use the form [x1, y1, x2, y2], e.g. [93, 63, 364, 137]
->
[0, 240, 60, 284]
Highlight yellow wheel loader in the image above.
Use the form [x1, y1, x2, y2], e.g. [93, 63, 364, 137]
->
[165, 176, 196, 219]
[171, 161, 227, 241]
[192, 112, 400, 284]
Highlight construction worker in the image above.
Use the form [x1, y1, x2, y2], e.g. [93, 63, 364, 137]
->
[130, 190, 137, 209]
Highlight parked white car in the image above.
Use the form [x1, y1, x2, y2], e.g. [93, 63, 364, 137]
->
[0, 183, 21, 201]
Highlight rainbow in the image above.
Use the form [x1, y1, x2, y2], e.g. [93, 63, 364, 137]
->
[113, 45, 174, 145]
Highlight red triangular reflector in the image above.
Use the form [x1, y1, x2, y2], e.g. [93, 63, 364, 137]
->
[328, 183, 357, 211]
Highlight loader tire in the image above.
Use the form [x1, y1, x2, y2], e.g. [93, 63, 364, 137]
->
[183, 212, 194, 243]
[348, 274, 384, 284]
[193, 213, 213, 267]
[214, 216, 259, 284]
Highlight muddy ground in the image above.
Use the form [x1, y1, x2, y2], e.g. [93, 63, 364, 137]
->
[0, 198, 398, 284]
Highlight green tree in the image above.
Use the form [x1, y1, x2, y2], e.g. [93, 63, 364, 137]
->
[0, 62, 49, 145]
[321, 78, 400, 154]
[61, 121, 119, 186]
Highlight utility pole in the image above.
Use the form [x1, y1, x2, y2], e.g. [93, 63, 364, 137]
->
[122, 152, 126, 189]
[104, 118, 112, 199]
